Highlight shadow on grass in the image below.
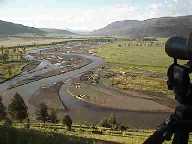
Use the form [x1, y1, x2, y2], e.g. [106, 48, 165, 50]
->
[0, 127, 120, 144]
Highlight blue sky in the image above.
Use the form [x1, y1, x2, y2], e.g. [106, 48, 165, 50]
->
[0, 0, 192, 30]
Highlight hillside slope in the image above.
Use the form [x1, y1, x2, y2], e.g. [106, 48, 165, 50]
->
[92, 15, 192, 37]
[0, 20, 45, 35]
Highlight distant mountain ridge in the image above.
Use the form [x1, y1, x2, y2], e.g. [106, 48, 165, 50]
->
[2, 15, 192, 37]
[0, 20, 45, 35]
[0, 20, 76, 36]
[92, 15, 192, 38]
[41, 28, 77, 36]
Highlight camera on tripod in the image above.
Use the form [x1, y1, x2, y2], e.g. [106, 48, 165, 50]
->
[166, 34, 192, 106]
[143, 34, 192, 144]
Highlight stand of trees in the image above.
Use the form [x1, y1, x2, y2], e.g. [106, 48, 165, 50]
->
[99, 114, 128, 131]
[0, 93, 128, 133]
[0, 93, 129, 133]
[35, 102, 72, 130]
[0, 94, 74, 132]
[0, 46, 27, 63]
[99, 114, 118, 129]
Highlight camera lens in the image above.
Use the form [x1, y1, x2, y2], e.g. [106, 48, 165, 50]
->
[165, 36, 192, 60]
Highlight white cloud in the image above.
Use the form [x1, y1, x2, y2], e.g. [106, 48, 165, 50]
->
[0, 5, 141, 30]
[145, 0, 192, 18]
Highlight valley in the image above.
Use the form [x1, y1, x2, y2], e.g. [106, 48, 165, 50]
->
[1, 13, 191, 144]
[0, 37, 174, 130]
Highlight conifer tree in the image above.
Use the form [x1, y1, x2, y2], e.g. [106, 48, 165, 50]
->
[8, 93, 28, 122]
[0, 96, 6, 120]
[63, 115, 72, 131]
[36, 103, 49, 123]
[49, 109, 58, 124]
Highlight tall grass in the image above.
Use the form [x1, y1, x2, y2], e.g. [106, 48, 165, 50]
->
[0, 127, 96, 144]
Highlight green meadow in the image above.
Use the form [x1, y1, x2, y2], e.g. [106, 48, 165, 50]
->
[96, 40, 175, 96]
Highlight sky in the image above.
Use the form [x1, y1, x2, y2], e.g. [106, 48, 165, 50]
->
[0, 0, 192, 31]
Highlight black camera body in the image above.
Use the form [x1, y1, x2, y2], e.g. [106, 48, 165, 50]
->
[167, 63, 192, 106]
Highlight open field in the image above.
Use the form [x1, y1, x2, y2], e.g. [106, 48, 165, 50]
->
[95, 40, 177, 96]
[96, 40, 171, 72]
[0, 36, 66, 47]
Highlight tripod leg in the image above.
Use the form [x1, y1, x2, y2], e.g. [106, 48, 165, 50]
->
[172, 129, 189, 144]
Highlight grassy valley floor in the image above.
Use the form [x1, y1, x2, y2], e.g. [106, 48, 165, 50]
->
[95, 40, 179, 97]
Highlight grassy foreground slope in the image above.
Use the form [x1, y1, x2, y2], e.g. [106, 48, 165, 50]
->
[2, 124, 191, 144]
[0, 127, 97, 144]
[0, 123, 151, 144]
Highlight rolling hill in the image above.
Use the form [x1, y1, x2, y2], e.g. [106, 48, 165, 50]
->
[92, 15, 192, 38]
[0, 20, 45, 36]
